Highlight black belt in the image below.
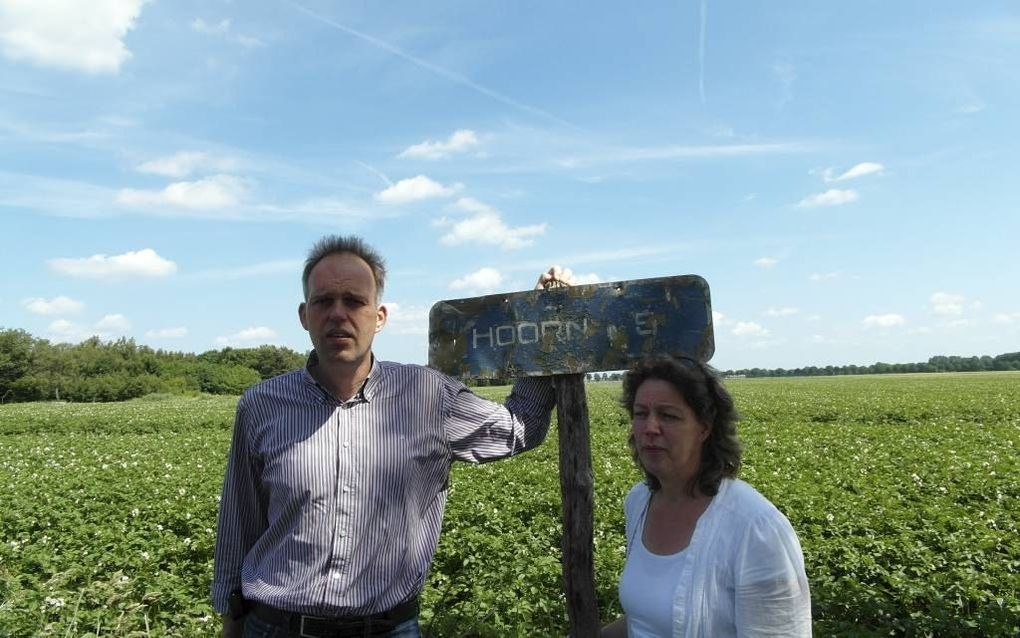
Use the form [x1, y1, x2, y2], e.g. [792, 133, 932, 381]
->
[250, 598, 418, 638]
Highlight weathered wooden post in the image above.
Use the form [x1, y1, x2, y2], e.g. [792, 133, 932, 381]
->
[429, 275, 714, 637]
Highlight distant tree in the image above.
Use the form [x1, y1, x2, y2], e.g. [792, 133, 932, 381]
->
[198, 345, 304, 380]
[194, 363, 262, 395]
[249, 345, 305, 379]
[0, 329, 34, 402]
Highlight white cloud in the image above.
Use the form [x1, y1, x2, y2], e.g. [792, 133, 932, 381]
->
[449, 267, 504, 293]
[862, 314, 906, 328]
[571, 273, 602, 285]
[116, 175, 247, 211]
[809, 334, 832, 344]
[22, 295, 84, 315]
[930, 292, 965, 317]
[805, 314, 821, 322]
[0, 118, 106, 144]
[191, 17, 264, 48]
[49, 248, 178, 279]
[796, 189, 859, 208]
[375, 175, 461, 204]
[773, 62, 797, 106]
[381, 302, 430, 336]
[809, 271, 842, 282]
[399, 129, 480, 160]
[712, 311, 728, 326]
[215, 326, 276, 347]
[192, 259, 301, 281]
[192, 18, 230, 35]
[754, 257, 778, 268]
[993, 312, 1020, 324]
[95, 314, 131, 332]
[732, 321, 769, 337]
[764, 307, 799, 317]
[145, 327, 188, 339]
[136, 152, 240, 178]
[48, 319, 80, 339]
[47, 314, 132, 343]
[252, 198, 394, 224]
[0, 0, 144, 74]
[557, 142, 816, 168]
[825, 162, 884, 182]
[957, 100, 986, 115]
[435, 197, 547, 250]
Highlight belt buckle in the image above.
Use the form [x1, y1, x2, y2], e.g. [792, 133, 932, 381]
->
[299, 614, 323, 638]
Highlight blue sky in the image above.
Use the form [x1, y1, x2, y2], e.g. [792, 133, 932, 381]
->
[1, 1, 1017, 371]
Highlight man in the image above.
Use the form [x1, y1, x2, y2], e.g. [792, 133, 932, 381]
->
[212, 235, 571, 637]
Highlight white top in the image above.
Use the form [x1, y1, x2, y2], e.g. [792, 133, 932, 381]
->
[619, 478, 812, 637]
[620, 533, 690, 637]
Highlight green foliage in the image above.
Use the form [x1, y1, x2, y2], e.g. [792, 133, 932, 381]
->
[197, 345, 305, 381]
[0, 329, 34, 401]
[725, 353, 1020, 377]
[0, 374, 1017, 636]
[0, 328, 305, 403]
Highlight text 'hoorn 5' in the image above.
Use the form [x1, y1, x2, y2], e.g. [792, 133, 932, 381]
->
[471, 312, 658, 350]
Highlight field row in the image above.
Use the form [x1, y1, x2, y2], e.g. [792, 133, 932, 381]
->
[1, 373, 1018, 636]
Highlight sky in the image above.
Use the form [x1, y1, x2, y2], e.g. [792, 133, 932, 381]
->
[1, 1, 1018, 372]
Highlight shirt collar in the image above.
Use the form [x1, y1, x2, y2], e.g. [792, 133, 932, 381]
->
[302, 350, 380, 404]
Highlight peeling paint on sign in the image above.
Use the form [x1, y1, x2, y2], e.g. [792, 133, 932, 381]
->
[428, 275, 714, 379]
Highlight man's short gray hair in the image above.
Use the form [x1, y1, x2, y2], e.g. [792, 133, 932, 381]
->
[302, 235, 387, 301]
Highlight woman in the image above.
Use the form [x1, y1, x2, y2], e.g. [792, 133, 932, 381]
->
[601, 355, 811, 637]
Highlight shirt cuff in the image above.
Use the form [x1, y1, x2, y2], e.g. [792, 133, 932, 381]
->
[211, 580, 239, 616]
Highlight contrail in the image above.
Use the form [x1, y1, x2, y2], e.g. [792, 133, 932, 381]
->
[354, 161, 392, 187]
[286, 1, 580, 130]
[698, 0, 707, 105]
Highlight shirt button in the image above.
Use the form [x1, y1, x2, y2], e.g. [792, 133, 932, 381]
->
[343, 441, 350, 448]
[342, 485, 351, 493]
[332, 573, 342, 580]
[339, 531, 347, 538]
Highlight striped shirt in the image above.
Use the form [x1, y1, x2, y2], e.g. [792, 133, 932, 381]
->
[211, 356, 555, 616]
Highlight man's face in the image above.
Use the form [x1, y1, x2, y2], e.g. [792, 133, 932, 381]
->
[299, 252, 387, 373]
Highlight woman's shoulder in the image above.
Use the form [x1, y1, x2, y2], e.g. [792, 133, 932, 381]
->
[623, 482, 650, 515]
[706, 480, 804, 570]
[715, 478, 790, 527]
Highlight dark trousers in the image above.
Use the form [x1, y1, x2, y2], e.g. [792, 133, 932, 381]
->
[243, 613, 422, 638]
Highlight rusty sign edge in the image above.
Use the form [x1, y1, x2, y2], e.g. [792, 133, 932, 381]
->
[428, 274, 713, 379]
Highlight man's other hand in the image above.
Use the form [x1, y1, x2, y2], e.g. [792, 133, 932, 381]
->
[536, 265, 574, 290]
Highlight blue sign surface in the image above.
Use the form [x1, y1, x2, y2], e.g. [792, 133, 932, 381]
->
[428, 275, 713, 379]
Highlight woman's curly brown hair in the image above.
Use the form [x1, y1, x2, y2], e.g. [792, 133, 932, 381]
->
[622, 355, 742, 496]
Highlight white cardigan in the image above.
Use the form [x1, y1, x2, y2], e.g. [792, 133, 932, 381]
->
[622, 478, 812, 637]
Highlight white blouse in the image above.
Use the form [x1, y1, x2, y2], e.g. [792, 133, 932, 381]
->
[620, 478, 812, 637]
[620, 531, 690, 637]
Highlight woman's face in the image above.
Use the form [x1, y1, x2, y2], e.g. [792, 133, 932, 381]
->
[632, 378, 709, 487]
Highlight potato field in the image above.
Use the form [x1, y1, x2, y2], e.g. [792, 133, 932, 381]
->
[1, 373, 1017, 637]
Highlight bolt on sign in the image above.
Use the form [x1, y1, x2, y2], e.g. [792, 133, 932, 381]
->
[429, 274, 715, 379]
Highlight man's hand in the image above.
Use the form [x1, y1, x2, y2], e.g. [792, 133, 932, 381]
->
[536, 265, 574, 290]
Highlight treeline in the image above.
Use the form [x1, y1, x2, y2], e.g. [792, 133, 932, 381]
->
[720, 353, 1020, 378]
[3, 327, 1017, 402]
[0, 328, 305, 403]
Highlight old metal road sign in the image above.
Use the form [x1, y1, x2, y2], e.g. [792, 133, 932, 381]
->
[428, 274, 714, 378]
